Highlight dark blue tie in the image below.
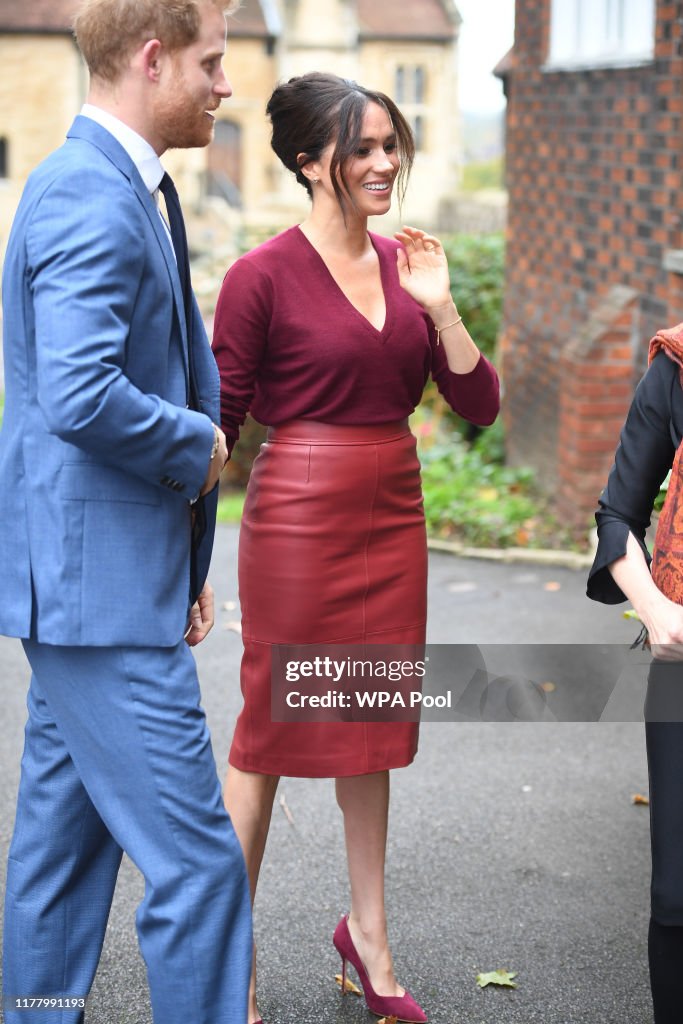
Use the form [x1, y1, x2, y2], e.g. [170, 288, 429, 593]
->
[159, 172, 200, 412]
[159, 172, 206, 602]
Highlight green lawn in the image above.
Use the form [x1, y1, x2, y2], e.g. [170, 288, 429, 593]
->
[216, 489, 246, 523]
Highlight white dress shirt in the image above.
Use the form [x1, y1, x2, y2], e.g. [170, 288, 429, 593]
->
[80, 104, 174, 248]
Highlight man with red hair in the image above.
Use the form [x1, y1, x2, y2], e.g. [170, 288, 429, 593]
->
[0, 2, 251, 1021]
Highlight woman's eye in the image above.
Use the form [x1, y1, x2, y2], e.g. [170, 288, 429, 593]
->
[385, 144, 397, 153]
[356, 148, 370, 157]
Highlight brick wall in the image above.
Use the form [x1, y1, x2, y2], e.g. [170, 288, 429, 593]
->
[501, 0, 683, 532]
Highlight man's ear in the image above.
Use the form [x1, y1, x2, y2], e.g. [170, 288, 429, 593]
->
[139, 38, 164, 82]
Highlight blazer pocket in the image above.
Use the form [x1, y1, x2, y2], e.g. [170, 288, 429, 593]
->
[59, 462, 161, 506]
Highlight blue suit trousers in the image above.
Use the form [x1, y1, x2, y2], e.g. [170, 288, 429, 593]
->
[3, 640, 252, 1024]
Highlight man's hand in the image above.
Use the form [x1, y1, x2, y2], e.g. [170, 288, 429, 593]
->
[200, 424, 228, 496]
[184, 582, 215, 646]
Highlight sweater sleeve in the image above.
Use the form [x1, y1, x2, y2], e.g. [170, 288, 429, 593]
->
[428, 322, 500, 426]
[212, 257, 272, 455]
[586, 352, 677, 604]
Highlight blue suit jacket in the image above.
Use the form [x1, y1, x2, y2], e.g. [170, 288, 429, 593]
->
[0, 116, 220, 646]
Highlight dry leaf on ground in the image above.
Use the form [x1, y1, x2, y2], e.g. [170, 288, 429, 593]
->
[334, 974, 362, 995]
[278, 793, 295, 825]
[632, 793, 650, 805]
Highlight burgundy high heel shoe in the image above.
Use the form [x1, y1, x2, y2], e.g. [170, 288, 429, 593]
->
[332, 914, 427, 1023]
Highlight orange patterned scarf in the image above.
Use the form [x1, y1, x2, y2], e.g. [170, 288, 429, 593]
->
[649, 323, 683, 603]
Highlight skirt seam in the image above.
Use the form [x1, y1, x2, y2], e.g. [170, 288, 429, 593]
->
[242, 623, 428, 643]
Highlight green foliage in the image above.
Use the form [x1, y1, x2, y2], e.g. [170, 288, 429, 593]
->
[461, 156, 505, 192]
[216, 489, 246, 523]
[654, 470, 671, 513]
[221, 415, 267, 488]
[418, 232, 504, 440]
[417, 418, 567, 549]
[441, 233, 505, 364]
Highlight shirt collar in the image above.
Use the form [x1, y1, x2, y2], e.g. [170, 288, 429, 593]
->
[80, 104, 165, 194]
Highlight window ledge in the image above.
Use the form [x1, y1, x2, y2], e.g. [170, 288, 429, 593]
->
[663, 250, 683, 276]
[542, 56, 655, 73]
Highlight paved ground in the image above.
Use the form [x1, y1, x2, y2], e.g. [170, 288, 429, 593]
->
[0, 525, 654, 1023]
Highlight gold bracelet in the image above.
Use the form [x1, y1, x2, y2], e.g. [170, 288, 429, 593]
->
[435, 314, 463, 345]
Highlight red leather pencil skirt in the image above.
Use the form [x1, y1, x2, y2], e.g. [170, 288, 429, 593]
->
[229, 419, 427, 778]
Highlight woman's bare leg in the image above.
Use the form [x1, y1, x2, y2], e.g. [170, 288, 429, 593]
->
[335, 770, 403, 996]
[224, 766, 280, 1024]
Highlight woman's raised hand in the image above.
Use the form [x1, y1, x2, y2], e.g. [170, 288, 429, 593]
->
[395, 226, 453, 314]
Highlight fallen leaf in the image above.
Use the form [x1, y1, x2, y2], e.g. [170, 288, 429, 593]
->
[334, 974, 362, 996]
[377, 1017, 398, 1024]
[540, 681, 556, 693]
[476, 969, 518, 989]
[544, 581, 561, 592]
[632, 793, 650, 805]
[623, 609, 641, 621]
[279, 793, 295, 825]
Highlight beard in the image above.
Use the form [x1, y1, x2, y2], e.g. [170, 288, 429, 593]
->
[155, 68, 216, 150]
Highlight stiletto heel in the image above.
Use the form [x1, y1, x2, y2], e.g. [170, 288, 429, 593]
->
[332, 914, 427, 1023]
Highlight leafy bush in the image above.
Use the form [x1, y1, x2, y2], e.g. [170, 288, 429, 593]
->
[419, 232, 504, 440]
[220, 415, 267, 488]
[441, 233, 504, 364]
[417, 418, 568, 549]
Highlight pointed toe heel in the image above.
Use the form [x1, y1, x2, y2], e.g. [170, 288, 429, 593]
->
[332, 914, 427, 1023]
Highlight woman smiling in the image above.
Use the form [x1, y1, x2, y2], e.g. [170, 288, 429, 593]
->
[212, 71, 500, 1024]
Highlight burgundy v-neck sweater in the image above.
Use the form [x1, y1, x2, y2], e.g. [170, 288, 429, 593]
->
[212, 226, 499, 453]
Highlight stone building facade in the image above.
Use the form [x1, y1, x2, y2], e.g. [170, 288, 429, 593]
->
[498, 0, 683, 532]
[0, 0, 462, 258]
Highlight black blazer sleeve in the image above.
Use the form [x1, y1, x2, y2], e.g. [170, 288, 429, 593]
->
[587, 352, 680, 604]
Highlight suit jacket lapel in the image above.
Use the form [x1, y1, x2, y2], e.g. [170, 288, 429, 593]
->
[66, 117, 191, 382]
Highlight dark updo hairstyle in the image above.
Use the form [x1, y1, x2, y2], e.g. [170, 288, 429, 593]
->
[266, 72, 415, 213]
